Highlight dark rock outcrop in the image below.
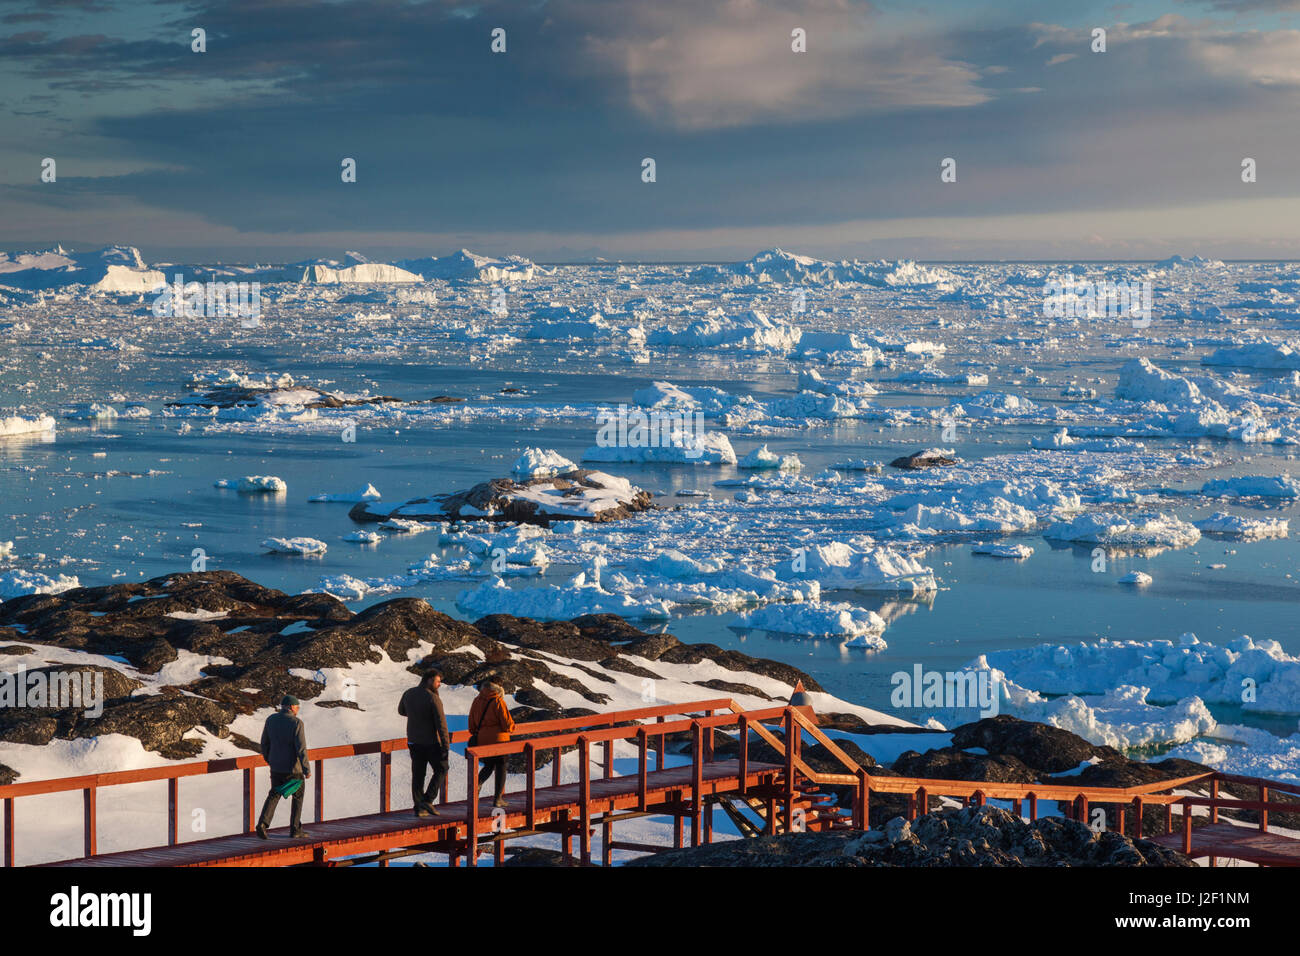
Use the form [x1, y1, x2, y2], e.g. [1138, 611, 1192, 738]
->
[628, 805, 1194, 867]
[348, 470, 653, 526]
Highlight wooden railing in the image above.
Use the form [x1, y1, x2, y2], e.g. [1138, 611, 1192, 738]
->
[0, 697, 744, 866]
[1176, 773, 1300, 854]
[4, 694, 1295, 866]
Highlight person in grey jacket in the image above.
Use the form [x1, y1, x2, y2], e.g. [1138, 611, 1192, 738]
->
[255, 695, 311, 839]
[398, 670, 450, 817]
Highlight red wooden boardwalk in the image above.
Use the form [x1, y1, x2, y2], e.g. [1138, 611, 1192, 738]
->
[6, 697, 1300, 867]
[45, 759, 782, 867]
[1150, 823, 1300, 867]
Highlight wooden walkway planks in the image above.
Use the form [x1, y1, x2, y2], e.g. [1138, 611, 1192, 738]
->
[42, 759, 782, 868]
[1149, 822, 1300, 867]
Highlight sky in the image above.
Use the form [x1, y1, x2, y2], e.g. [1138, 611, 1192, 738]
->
[2, 0, 1300, 262]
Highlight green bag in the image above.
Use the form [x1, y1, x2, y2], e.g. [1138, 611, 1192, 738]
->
[274, 777, 303, 798]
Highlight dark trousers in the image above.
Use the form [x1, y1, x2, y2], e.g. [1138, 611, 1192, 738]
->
[478, 756, 506, 800]
[258, 772, 304, 831]
[409, 743, 448, 807]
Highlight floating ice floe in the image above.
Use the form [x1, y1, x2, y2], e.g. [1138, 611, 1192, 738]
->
[1202, 342, 1300, 371]
[1193, 512, 1289, 539]
[0, 415, 55, 437]
[1044, 511, 1201, 550]
[262, 537, 327, 555]
[308, 484, 382, 502]
[0, 570, 81, 600]
[1201, 475, 1300, 498]
[1118, 571, 1152, 586]
[972, 542, 1034, 559]
[216, 475, 287, 493]
[343, 530, 382, 544]
[738, 444, 802, 471]
[582, 433, 736, 466]
[61, 403, 118, 421]
[731, 602, 888, 649]
[777, 541, 937, 593]
[980, 633, 1300, 715]
[512, 447, 577, 478]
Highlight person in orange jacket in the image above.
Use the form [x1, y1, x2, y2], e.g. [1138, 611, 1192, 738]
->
[468, 681, 515, 808]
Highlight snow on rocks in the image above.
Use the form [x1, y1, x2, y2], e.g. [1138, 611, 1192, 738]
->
[889, 448, 958, 470]
[261, 537, 328, 555]
[352, 470, 653, 526]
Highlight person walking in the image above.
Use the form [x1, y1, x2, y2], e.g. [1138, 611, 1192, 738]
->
[467, 681, 515, 808]
[255, 695, 311, 840]
[398, 669, 450, 817]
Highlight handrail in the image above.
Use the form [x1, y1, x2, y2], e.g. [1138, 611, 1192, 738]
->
[0, 697, 741, 800]
[5, 693, 1297, 867]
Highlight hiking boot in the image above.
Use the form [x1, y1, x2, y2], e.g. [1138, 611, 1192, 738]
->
[255, 823, 269, 840]
[493, 797, 508, 809]
[289, 827, 311, 839]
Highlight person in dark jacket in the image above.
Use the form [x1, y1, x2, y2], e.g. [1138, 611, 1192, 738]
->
[468, 681, 515, 808]
[255, 695, 311, 839]
[398, 670, 450, 817]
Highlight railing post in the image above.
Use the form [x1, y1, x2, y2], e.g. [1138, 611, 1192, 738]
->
[1182, 798, 1192, 855]
[655, 716, 665, 771]
[552, 747, 561, 788]
[1027, 792, 1037, 821]
[243, 768, 255, 832]
[466, 749, 479, 868]
[738, 715, 749, 795]
[83, 787, 96, 858]
[1132, 797, 1143, 839]
[524, 743, 537, 830]
[314, 759, 324, 823]
[915, 786, 928, 821]
[1165, 801, 1173, 834]
[691, 721, 703, 847]
[168, 777, 179, 847]
[3, 797, 11, 866]
[379, 750, 391, 813]
[1210, 777, 1219, 824]
[783, 709, 796, 834]
[636, 728, 648, 812]
[1012, 798, 1022, 820]
[578, 736, 592, 865]
[603, 738, 614, 780]
[971, 789, 985, 809]
[856, 767, 870, 830]
[1076, 794, 1089, 828]
[1260, 785, 1269, 832]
